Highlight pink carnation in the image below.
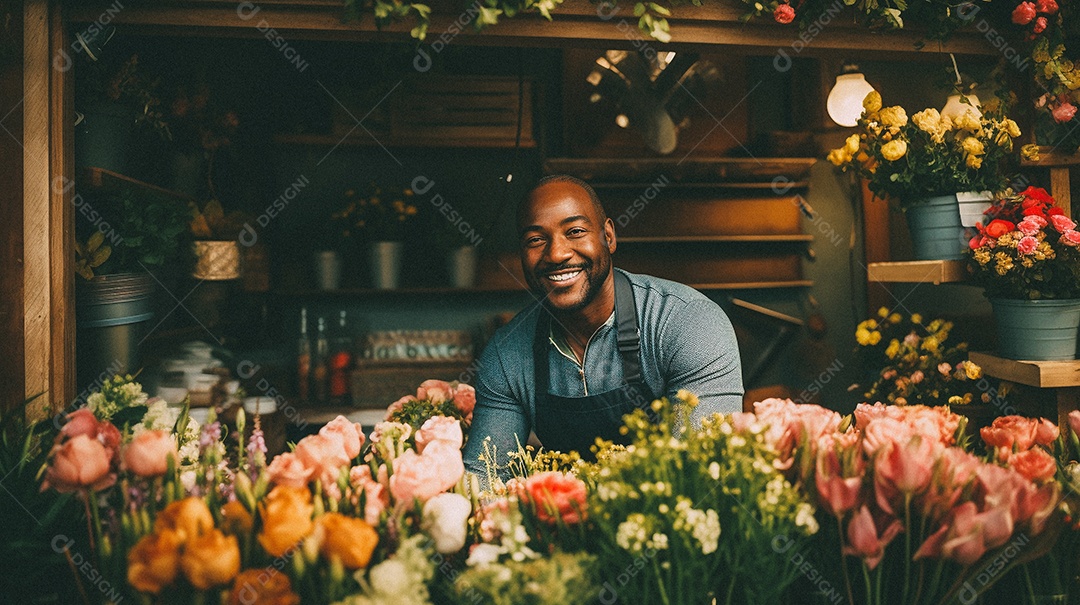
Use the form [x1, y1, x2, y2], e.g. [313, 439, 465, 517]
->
[417, 379, 453, 404]
[1051, 214, 1077, 232]
[1018, 218, 1042, 236]
[1062, 230, 1080, 246]
[1012, 1, 1036, 24]
[267, 452, 314, 488]
[1052, 101, 1077, 124]
[773, 3, 795, 23]
[415, 415, 463, 453]
[1017, 235, 1038, 255]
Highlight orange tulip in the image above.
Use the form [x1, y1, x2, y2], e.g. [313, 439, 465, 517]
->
[229, 569, 301, 605]
[317, 513, 379, 569]
[221, 500, 254, 536]
[155, 497, 214, 542]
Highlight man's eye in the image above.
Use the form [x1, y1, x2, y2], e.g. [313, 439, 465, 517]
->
[525, 236, 544, 246]
[567, 228, 586, 236]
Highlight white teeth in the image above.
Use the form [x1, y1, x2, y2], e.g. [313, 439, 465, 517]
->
[548, 270, 581, 282]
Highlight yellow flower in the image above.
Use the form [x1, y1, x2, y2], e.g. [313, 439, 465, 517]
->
[316, 513, 379, 570]
[878, 106, 908, 128]
[868, 331, 881, 345]
[827, 147, 852, 167]
[955, 110, 981, 132]
[877, 307, 889, 318]
[966, 154, 983, 169]
[1022, 144, 1042, 162]
[885, 339, 900, 359]
[965, 362, 982, 380]
[881, 139, 908, 161]
[855, 328, 873, 346]
[863, 91, 882, 114]
[1004, 119, 1021, 138]
[921, 336, 939, 353]
[888, 313, 901, 324]
[962, 137, 985, 156]
[910, 313, 922, 324]
[912, 108, 941, 134]
[844, 134, 860, 155]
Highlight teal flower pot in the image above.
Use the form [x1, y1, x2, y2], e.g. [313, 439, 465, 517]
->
[905, 194, 967, 261]
[990, 298, 1080, 361]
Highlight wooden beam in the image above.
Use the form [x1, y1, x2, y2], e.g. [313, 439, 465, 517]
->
[969, 352, 1080, 389]
[0, 3, 25, 414]
[51, 0, 75, 414]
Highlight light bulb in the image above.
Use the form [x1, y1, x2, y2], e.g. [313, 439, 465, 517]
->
[615, 114, 630, 128]
[827, 73, 876, 128]
[941, 93, 982, 121]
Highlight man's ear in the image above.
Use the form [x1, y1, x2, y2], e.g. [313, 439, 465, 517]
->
[603, 218, 616, 253]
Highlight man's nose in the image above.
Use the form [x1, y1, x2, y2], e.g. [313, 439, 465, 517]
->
[545, 235, 574, 263]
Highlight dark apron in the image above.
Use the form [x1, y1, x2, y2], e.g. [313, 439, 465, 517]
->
[532, 271, 657, 458]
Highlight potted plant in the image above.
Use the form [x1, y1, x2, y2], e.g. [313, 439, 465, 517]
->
[333, 183, 419, 289]
[828, 91, 1022, 260]
[75, 187, 190, 389]
[967, 186, 1080, 360]
[189, 199, 249, 281]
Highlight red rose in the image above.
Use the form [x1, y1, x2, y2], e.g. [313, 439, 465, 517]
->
[1023, 206, 1048, 218]
[1035, 0, 1058, 14]
[1021, 187, 1054, 205]
[984, 219, 1016, 238]
[1034, 16, 1048, 33]
[523, 471, 588, 525]
[1049, 207, 1065, 216]
[1052, 101, 1077, 124]
[1012, 1, 1037, 24]
[774, 3, 796, 23]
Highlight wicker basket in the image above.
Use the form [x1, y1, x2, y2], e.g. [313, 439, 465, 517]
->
[193, 240, 241, 280]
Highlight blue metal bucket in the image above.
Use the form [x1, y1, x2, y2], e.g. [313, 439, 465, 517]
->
[990, 298, 1080, 361]
[905, 194, 967, 261]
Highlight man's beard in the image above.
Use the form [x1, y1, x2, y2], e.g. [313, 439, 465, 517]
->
[528, 254, 612, 314]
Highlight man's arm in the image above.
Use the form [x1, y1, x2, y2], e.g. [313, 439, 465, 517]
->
[461, 343, 530, 487]
[660, 298, 744, 424]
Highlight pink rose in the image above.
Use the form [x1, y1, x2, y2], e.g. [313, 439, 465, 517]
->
[1034, 16, 1048, 33]
[1061, 230, 1080, 246]
[1010, 448, 1058, 482]
[1052, 101, 1077, 124]
[843, 505, 902, 570]
[1017, 235, 1038, 255]
[320, 416, 365, 460]
[1051, 214, 1077, 233]
[1035, 0, 1058, 14]
[1012, 1, 1036, 24]
[43, 434, 115, 493]
[415, 415, 463, 453]
[390, 444, 464, 505]
[62, 408, 101, 439]
[294, 433, 350, 487]
[385, 395, 415, 420]
[417, 380, 453, 404]
[123, 430, 178, 478]
[773, 3, 795, 23]
[981, 416, 1039, 451]
[267, 452, 314, 488]
[1034, 418, 1059, 446]
[1070, 410, 1080, 439]
[523, 471, 589, 525]
[1017, 218, 1042, 236]
[453, 384, 476, 422]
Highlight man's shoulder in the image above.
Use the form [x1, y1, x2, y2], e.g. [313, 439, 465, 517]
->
[620, 268, 713, 309]
[483, 302, 543, 357]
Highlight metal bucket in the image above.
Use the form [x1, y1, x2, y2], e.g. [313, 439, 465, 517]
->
[905, 194, 967, 261]
[990, 297, 1080, 361]
[76, 272, 155, 391]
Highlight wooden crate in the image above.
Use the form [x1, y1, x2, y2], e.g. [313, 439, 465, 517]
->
[350, 361, 473, 409]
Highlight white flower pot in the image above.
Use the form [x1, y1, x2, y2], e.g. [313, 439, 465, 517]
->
[957, 190, 995, 228]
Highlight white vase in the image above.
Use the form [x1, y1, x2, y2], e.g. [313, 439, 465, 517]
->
[956, 190, 994, 228]
[447, 246, 478, 288]
[313, 250, 341, 291]
[369, 241, 404, 289]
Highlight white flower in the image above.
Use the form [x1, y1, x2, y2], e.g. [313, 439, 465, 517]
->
[466, 543, 503, 566]
[369, 559, 411, 595]
[796, 503, 819, 535]
[708, 461, 721, 480]
[693, 509, 721, 555]
[86, 392, 105, 413]
[421, 493, 472, 554]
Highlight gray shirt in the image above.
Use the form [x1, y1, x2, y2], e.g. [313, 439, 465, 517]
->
[462, 268, 744, 478]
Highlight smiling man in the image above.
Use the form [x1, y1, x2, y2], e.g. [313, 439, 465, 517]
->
[462, 175, 743, 480]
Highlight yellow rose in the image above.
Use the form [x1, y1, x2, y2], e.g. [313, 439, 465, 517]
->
[1004, 119, 1021, 138]
[230, 569, 301, 605]
[880, 139, 907, 161]
[878, 106, 908, 128]
[965, 362, 982, 380]
[1022, 144, 1042, 162]
[827, 147, 851, 167]
[844, 134, 860, 155]
[258, 486, 315, 558]
[912, 108, 941, 134]
[955, 109, 981, 132]
[863, 91, 882, 114]
[155, 497, 214, 543]
[962, 137, 984, 156]
[856, 328, 873, 346]
[885, 339, 900, 359]
[128, 530, 183, 595]
[316, 513, 380, 570]
[181, 528, 242, 590]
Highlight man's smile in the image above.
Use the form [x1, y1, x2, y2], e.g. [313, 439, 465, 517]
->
[541, 265, 587, 288]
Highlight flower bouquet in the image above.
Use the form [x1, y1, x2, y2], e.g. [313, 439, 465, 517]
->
[333, 184, 419, 244]
[852, 309, 986, 408]
[967, 186, 1080, 359]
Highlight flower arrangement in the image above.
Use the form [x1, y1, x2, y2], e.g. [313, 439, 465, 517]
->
[333, 184, 419, 244]
[736, 0, 975, 38]
[968, 186, 1080, 299]
[828, 91, 1021, 207]
[853, 309, 986, 407]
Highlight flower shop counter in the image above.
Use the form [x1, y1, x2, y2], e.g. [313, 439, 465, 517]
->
[969, 351, 1080, 429]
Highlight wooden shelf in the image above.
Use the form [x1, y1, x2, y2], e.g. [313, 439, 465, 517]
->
[590, 181, 810, 191]
[620, 235, 812, 243]
[279, 285, 528, 296]
[969, 352, 1080, 389]
[81, 166, 195, 203]
[274, 133, 536, 149]
[866, 260, 968, 285]
[691, 281, 813, 290]
[1020, 147, 1080, 168]
[544, 157, 817, 184]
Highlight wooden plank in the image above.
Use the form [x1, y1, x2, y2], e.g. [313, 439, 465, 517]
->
[23, 0, 50, 416]
[545, 157, 817, 183]
[51, 1, 75, 414]
[692, 281, 814, 290]
[619, 235, 813, 243]
[1020, 147, 1080, 167]
[969, 352, 1080, 389]
[83, 166, 197, 203]
[609, 196, 805, 237]
[866, 260, 968, 285]
[1050, 167, 1071, 218]
[0, 4, 24, 414]
[274, 133, 537, 148]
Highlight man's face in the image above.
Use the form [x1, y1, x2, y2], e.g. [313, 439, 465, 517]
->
[518, 182, 616, 313]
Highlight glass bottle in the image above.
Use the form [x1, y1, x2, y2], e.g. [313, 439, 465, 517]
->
[312, 316, 330, 404]
[329, 310, 354, 406]
[296, 307, 311, 403]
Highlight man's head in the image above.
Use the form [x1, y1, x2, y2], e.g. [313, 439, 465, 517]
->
[518, 175, 616, 313]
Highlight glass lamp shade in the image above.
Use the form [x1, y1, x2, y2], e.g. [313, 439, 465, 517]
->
[941, 94, 982, 121]
[827, 73, 876, 127]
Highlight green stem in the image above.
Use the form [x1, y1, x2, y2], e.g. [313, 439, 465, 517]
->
[725, 552, 740, 605]
[1024, 563, 1037, 605]
[87, 489, 102, 559]
[652, 556, 671, 605]
[902, 492, 912, 605]
[837, 515, 855, 605]
[862, 564, 874, 605]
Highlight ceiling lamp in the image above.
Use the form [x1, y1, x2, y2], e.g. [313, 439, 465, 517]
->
[826, 64, 875, 127]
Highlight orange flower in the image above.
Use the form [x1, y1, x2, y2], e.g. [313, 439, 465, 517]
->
[229, 569, 301, 605]
[127, 530, 183, 594]
[123, 430, 178, 477]
[181, 528, 242, 590]
[221, 500, 254, 536]
[316, 512, 379, 569]
[155, 497, 214, 542]
[258, 486, 314, 557]
[523, 471, 588, 525]
[1009, 448, 1058, 483]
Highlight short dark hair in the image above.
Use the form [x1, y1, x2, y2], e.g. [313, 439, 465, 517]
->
[519, 175, 607, 226]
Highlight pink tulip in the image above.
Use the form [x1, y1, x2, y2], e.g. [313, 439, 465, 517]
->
[267, 452, 314, 488]
[1069, 411, 1080, 440]
[1016, 480, 1059, 535]
[123, 430, 178, 478]
[843, 505, 902, 570]
[350, 465, 388, 526]
[389, 442, 464, 505]
[1034, 418, 1059, 447]
[43, 434, 115, 493]
[61, 408, 100, 439]
[815, 444, 863, 516]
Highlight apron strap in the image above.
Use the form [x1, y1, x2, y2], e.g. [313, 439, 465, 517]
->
[613, 270, 642, 384]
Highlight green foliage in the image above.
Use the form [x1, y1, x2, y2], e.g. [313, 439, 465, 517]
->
[75, 187, 191, 279]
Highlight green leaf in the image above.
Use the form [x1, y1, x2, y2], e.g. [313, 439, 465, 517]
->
[634, 2, 646, 16]
[648, 2, 671, 16]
